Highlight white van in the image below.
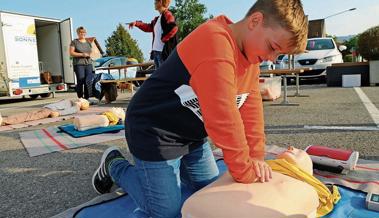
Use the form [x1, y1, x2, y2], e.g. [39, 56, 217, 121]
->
[281, 37, 346, 78]
[0, 11, 74, 98]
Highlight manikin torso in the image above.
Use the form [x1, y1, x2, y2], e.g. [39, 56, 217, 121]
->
[181, 147, 319, 218]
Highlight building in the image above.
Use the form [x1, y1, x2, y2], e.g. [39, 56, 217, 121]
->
[86, 37, 104, 60]
[308, 19, 326, 38]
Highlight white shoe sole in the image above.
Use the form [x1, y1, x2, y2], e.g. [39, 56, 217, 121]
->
[92, 146, 121, 194]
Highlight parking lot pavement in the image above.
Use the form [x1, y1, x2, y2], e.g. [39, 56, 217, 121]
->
[0, 85, 378, 218]
[264, 85, 379, 159]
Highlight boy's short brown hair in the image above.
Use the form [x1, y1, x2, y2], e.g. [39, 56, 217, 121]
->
[246, 0, 308, 54]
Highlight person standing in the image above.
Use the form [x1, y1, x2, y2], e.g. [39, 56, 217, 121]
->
[70, 26, 93, 99]
[129, 0, 178, 68]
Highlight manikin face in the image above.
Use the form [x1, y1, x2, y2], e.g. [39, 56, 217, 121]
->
[241, 12, 294, 64]
[277, 146, 313, 175]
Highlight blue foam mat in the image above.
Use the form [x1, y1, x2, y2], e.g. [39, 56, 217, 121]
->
[322, 187, 379, 218]
[58, 124, 124, 138]
[75, 160, 378, 218]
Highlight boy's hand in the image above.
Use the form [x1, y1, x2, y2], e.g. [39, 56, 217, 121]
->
[251, 158, 272, 183]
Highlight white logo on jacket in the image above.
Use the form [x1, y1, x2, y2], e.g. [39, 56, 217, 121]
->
[174, 85, 249, 121]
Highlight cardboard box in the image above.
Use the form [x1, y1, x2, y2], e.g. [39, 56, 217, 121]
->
[40, 71, 52, 84]
[52, 75, 63, 83]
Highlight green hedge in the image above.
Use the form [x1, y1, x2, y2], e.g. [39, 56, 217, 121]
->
[357, 25, 379, 60]
[344, 54, 353, 62]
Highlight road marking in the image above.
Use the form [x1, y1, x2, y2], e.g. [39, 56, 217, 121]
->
[354, 87, 379, 127]
[304, 125, 379, 131]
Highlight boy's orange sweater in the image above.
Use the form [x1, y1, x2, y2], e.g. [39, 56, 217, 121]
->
[126, 15, 265, 183]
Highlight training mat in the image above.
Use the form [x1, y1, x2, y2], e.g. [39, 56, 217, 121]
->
[321, 186, 379, 218]
[53, 148, 378, 218]
[20, 126, 125, 157]
[58, 124, 124, 138]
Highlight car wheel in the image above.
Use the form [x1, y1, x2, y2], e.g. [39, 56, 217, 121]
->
[40, 93, 52, 98]
[29, 94, 39, 99]
[318, 76, 326, 84]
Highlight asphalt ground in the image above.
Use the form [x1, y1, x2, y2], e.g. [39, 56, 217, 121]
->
[0, 84, 378, 218]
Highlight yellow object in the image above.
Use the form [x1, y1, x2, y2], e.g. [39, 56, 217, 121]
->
[109, 107, 125, 122]
[267, 159, 341, 217]
[49, 111, 60, 118]
[127, 57, 138, 63]
[102, 111, 119, 125]
[75, 98, 89, 110]
[27, 24, 36, 35]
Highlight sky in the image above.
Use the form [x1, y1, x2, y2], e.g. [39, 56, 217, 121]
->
[1, 0, 378, 60]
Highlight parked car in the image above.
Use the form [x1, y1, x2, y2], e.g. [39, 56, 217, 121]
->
[260, 60, 275, 70]
[281, 37, 346, 78]
[274, 54, 286, 69]
[94, 56, 139, 79]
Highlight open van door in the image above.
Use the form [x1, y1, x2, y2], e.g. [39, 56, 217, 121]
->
[59, 18, 75, 84]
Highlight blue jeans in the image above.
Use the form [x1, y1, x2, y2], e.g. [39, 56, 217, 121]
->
[74, 64, 93, 99]
[110, 142, 219, 218]
[151, 50, 163, 69]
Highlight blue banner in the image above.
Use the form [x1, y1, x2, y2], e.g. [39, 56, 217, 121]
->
[19, 77, 41, 88]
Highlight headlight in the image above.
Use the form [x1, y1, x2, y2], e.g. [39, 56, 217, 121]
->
[319, 55, 338, 63]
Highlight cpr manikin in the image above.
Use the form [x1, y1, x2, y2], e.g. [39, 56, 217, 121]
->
[182, 146, 339, 218]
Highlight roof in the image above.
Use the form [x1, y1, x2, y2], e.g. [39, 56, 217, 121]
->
[86, 37, 104, 55]
[0, 10, 61, 22]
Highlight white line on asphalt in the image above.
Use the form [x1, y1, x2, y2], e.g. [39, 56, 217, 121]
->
[354, 87, 379, 127]
[304, 125, 379, 131]
[303, 88, 379, 131]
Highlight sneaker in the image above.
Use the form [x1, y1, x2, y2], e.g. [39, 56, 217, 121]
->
[92, 146, 125, 194]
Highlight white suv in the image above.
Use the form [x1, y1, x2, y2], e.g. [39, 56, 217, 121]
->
[282, 37, 346, 77]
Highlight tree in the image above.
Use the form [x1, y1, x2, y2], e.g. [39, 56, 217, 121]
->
[357, 25, 379, 60]
[344, 35, 358, 51]
[341, 36, 358, 62]
[105, 24, 144, 62]
[170, 0, 213, 41]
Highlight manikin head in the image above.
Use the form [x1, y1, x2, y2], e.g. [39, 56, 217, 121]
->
[73, 98, 89, 110]
[277, 146, 313, 175]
